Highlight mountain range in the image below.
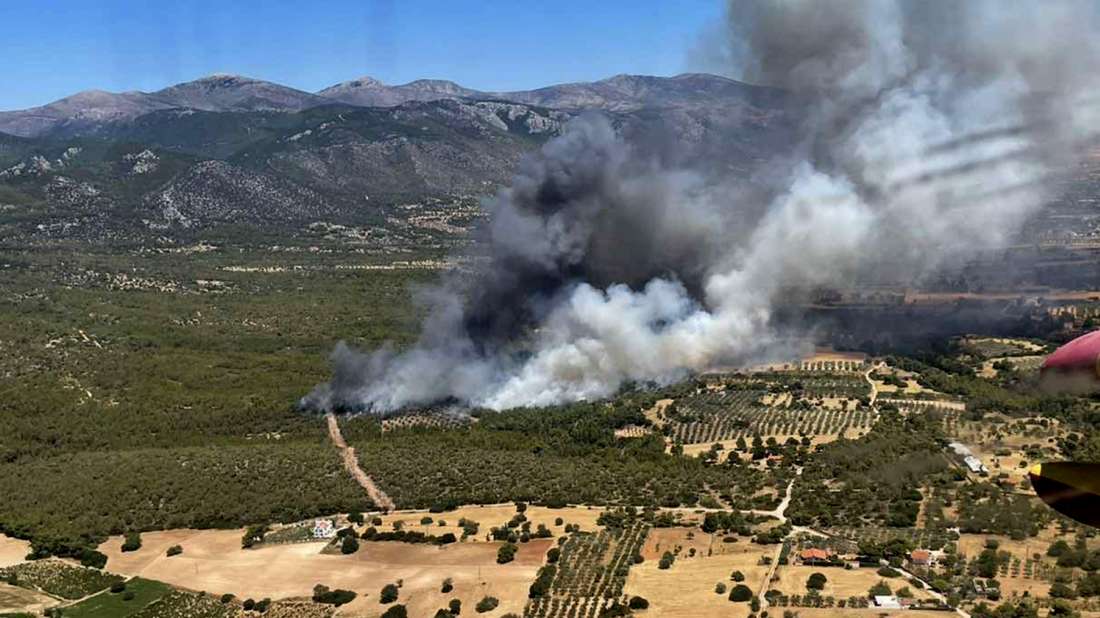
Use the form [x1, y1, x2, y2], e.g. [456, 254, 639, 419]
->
[0, 72, 799, 242]
[0, 72, 782, 139]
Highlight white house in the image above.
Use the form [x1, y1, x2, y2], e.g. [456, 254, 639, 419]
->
[312, 519, 336, 539]
[874, 596, 902, 609]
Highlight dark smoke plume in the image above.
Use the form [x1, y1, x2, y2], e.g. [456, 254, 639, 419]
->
[304, 0, 1100, 413]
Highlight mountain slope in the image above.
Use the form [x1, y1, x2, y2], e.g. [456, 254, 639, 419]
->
[0, 75, 331, 138]
[151, 74, 329, 113]
[0, 91, 174, 137]
[317, 73, 784, 112]
[498, 73, 785, 112]
[317, 77, 481, 107]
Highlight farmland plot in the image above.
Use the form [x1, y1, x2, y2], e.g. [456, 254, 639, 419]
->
[524, 522, 648, 618]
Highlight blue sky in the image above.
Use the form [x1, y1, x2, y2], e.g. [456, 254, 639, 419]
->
[0, 0, 726, 111]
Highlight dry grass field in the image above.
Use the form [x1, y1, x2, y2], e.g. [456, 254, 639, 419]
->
[770, 565, 936, 601]
[100, 528, 549, 617]
[0, 534, 29, 568]
[956, 532, 1060, 599]
[784, 608, 910, 617]
[623, 541, 775, 618]
[684, 429, 868, 462]
[371, 504, 607, 540]
[0, 581, 56, 614]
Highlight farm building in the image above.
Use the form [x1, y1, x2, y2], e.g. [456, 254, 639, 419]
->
[873, 595, 902, 609]
[799, 548, 834, 564]
[963, 455, 989, 474]
[312, 519, 336, 539]
[910, 549, 933, 567]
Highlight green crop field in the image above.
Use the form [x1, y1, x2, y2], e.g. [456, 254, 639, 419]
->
[64, 578, 172, 618]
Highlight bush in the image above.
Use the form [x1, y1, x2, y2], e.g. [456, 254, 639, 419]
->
[312, 584, 357, 606]
[716, 583, 727, 594]
[123, 590, 135, 601]
[80, 549, 108, 569]
[731, 570, 745, 582]
[869, 580, 892, 597]
[476, 596, 499, 613]
[166, 544, 183, 557]
[255, 598, 271, 612]
[628, 596, 649, 610]
[341, 535, 360, 555]
[220, 593, 235, 604]
[450, 598, 462, 614]
[381, 583, 400, 603]
[381, 605, 408, 618]
[729, 585, 753, 602]
[877, 566, 901, 578]
[243, 599, 256, 611]
[121, 532, 142, 552]
[110, 581, 126, 593]
[1050, 582, 1077, 599]
[441, 577, 454, 593]
[658, 551, 675, 570]
[530, 565, 556, 598]
[241, 525, 268, 549]
[497, 543, 518, 564]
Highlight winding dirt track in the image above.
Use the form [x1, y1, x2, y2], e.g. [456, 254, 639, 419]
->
[325, 413, 396, 512]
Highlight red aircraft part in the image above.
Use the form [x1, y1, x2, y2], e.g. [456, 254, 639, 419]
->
[1041, 330, 1100, 381]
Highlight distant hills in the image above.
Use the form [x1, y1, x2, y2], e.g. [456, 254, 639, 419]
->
[0, 72, 798, 242]
[0, 72, 781, 138]
[317, 72, 784, 113]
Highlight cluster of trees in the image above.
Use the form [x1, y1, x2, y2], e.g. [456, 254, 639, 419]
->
[121, 533, 141, 552]
[352, 401, 776, 512]
[658, 551, 675, 570]
[890, 355, 1092, 423]
[312, 584, 356, 606]
[529, 564, 556, 598]
[700, 511, 752, 535]
[956, 483, 1045, 539]
[497, 543, 518, 564]
[0, 442, 371, 559]
[360, 527, 457, 545]
[786, 412, 952, 529]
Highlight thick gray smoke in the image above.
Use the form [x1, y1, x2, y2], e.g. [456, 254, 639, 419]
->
[303, 0, 1100, 413]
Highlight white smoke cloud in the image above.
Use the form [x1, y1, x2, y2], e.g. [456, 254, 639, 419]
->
[304, 0, 1100, 413]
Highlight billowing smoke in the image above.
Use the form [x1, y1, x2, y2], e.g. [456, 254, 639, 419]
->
[303, 0, 1100, 413]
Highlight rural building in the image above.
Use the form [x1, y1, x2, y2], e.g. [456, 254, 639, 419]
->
[910, 549, 933, 567]
[874, 595, 902, 609]
[963, 455, 989, 474]
[312, 519, 336, 539]
[799, 548, 834, 564]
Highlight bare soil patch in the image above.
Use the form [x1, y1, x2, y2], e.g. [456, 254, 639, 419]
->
[771, 565, 936, 600]
[0, 581, 56, 614]
[0, 535, 30, 568]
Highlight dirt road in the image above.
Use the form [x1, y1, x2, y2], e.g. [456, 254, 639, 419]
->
[864, 362, 882, 406]
[325, 413, 396, 512]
